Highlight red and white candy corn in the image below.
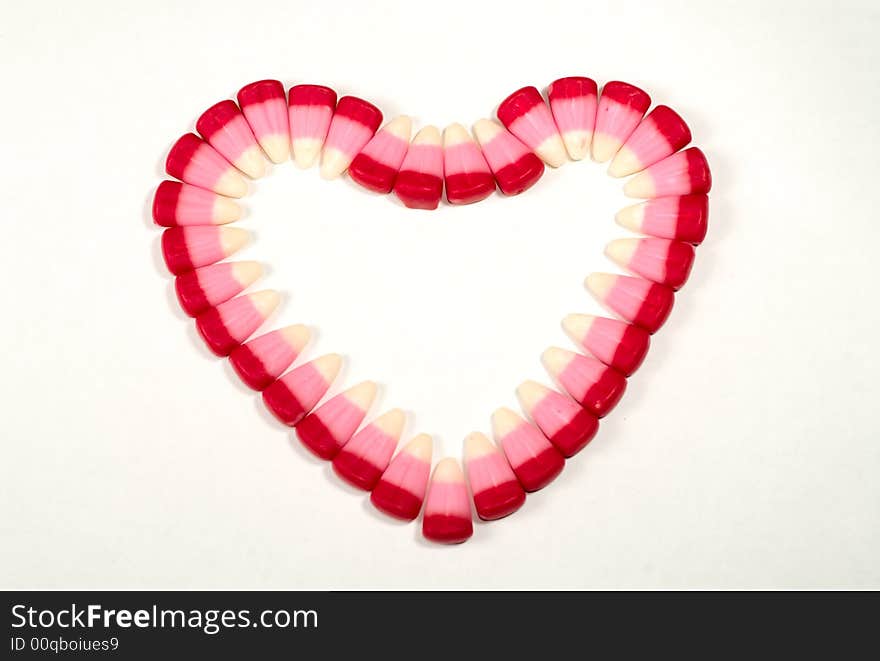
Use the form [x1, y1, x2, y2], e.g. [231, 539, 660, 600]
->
[442, 123, 495, 205]
[370, 434, 432, 521]
[161, 226, 249, 275]
[605, 238, 695, 290]
[174, 261, 262, 317]
[541, 346, 627, 418]
[165, 133, 247, 198]
[288, 84, 337, 168]
[237, 80, 290, 163]
[195, 290, 279, 357]
[615, 194, 708, 245]
[152, 181, 241, 227]
[229, 324, 311, 391]
[624, 147, 711, 199]
[320, 96, 383, 180]
[472, 119, 544, 195]
[609, 105, 691, 178]
[585, 273, 675, 334]
[262, 354, 342, 427]
[497, 86, 567, 168]
[463, 432, 525, 521]
[516, 381, 598, 458]
[491, 407, 564, 492]
[422, 459, 473, 545]
[348, 115, 411, 194]
[547, 76, 598, 161]
[562, 314, 650, 377]
[332, 409, 405, 490]
[296, 381, 377, 460]
[196, 100, 265, 179]
[591, 81, 651, 163]
[393, 125, 443, 210]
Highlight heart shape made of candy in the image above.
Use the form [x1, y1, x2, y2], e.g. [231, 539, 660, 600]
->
[152, 76, 711, 545]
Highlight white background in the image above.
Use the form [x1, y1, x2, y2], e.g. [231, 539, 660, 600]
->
[1, 0, 878, 589]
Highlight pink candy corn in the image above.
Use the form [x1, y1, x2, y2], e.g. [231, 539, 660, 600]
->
[586, 273, 675, 334]
[296, 381, 378, 460]
[547, 76, 598, 161]
[624, 147, 711, 199]
[516, 381, 598, 458]
[497, 86, 568, 167]
[237, 80, 290, 164]
[463, 432, 525, 521]
[348, 115, 412, 194]
[591, 81, 651, 163]
[262, 354, 343, 427]
[606, 238, 696, 290]
[472, 119, 544, 196]
[161, 226, 249, 275]
[491, 407, 564, 492]
[229, 324, 310, 391]
[288, 84, 337, 168]
[320, 96, 383, 180]
[165, 133, 247, 198]
[332, 409, 406, 490]
[562, 314, 650, 377]
[196, 100, 265, 179]
[195, 290, 280, 357]
[541, 347, 627, 418]
[371, 434, 432, 521]
[616, 194, 708, 245]
[174, 261, 262, 317]
[393, 125, 443, 210]
[422, 459, 473, 545]
[152, 181, 241, 227]
[442, 123, 495, 205]
[609, 105, 691, 178]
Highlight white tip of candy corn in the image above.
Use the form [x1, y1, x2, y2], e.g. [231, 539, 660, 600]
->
[216, 170, 248, 198]
[260, 135, 290, 165]
[433, 457, 464, 483]
[219, 227, 251, 256]
[443, 122, 472, 147]
[344, 381, 378, 411]
[292, 138, 323, 169]
[541, 347, 575, 378]
[491, 407, 525, 439]
[562, 130, 591, 161]
[607, 146, 640, 178]
[237, 146, 267, 180]
[231, 261, 263, 288]
[561, 313, 596, 343]
[279, 324, 311, 353]
[384, 115, 413, 141]
[471, 118, 503, 143]
[372, 408, 406, 438]
[615, 202, 646, 233]
[312, 353, 343, 383]
[605, 239, 639, 268]
[463, 431, 497, 461]
[319, 147, 350, 180]
[412, 124, 441, 146]
[623, 172, 656, 198]
[249, 290, 281, 319]
[516, 380, 551, 413]
[590, 133, 622, 164]
[213, 196, 243, 224]
[402, 433, 433, 462]
[585, 273, 617, 300]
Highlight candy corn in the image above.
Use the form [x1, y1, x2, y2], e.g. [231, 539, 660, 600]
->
[624, 147, 711, 198]
[237, 80, 290, 163]
[348, 116, 411, 194]
[152, 181, 241, 227]
[370, 434, 432, 521]
[165, 133, 247, 198]
[195, 290, 279, 357]
[422, 459, 473, 544]
[288, 84, 337, 168]
[472, 119, 544, 195]
[562, 314, 650, 377]
[332, 409, 405, 490]
[174, 261, 262, 317]
[497, 86, 567, 167]
[615, 194, 708, 245]
[296, 381, 377, 460]
[393, 125, 443, 210]
[463, 432, 525, 521]
[321, 96, 383, 180]
[517, 381, 598, 458]
[161, 226, 249, 275]
[196, 100, 265, 179]
[541, 347, 627, 418]
[229, 325, 311, 391]
[262, 354, 342, 427]
[585, 273, 675, 334]
[547, 76, 598, 161]
[591, 81, 651, 163]
[609, 105, 691, 178]
[442, 123, 495, 205]
[605, 238, 695, 290]
[491, 408, 564, 492]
